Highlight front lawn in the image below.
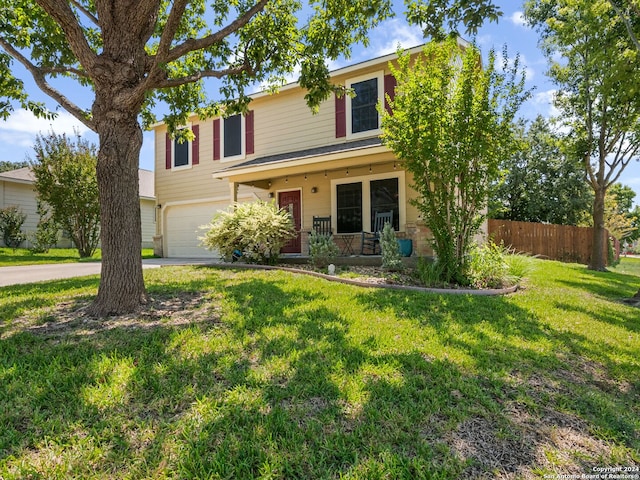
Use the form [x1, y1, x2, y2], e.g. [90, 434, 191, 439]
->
[0, 258, 638, 478]
[0, 248, 156, 267]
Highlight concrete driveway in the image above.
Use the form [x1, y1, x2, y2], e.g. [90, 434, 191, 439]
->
[0, 258, 215, 287]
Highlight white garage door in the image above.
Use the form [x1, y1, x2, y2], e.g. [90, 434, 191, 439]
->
[165, 202, 229, 258]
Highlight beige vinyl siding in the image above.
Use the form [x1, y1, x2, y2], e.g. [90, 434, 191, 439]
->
[140, 198, 156, 249]
[251, 88, 336, 159]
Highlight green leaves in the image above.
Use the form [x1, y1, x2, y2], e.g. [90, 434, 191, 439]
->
[30, 132, 100, 258]
[405, 0, 502, 40]
[381, 39, 529, 284]
[200, 200, 297, 264]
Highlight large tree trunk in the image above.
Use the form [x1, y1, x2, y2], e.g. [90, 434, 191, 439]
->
[87, 109, 148, 316]
[589, 187, 608, 271]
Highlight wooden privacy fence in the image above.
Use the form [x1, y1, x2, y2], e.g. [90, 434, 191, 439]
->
[488, 219, 620, 265]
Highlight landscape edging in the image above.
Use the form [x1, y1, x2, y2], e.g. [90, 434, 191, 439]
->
[190, 262, 519, 296]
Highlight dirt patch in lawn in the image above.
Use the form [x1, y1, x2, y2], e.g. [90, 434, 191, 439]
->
[4, 292, 221, 340]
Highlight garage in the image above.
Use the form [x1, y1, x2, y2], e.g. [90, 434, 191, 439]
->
[164, 201, 229, 258]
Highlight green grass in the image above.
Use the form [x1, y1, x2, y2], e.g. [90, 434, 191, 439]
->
[0, 257, 638, 478]
[0, 248, 156, 266]
[611, 255, 640, 278]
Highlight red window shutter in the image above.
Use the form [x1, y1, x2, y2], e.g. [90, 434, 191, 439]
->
[245, 110, 254, 155]
[384, 74, 397, 115]
[192, 124, 199, 165]
[335, 93, 346, 138]
[165, 132, 172, 169]
[213, 119, 220, 160]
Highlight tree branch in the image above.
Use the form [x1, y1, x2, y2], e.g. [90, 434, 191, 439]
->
[154, 65, 253, 89]
[36, 0, 97, 72]
[41, 65, 90, 79]
[69, 0, 99, 26]
[0, 37, 95, 130]
[143, 0, 269, 93]
[610, 0, 640, 52]
[164, 0, 269, 64]
[156, 0, 189, 61]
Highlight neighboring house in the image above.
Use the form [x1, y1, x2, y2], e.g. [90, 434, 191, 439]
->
[154, 43, 472, 258]
[0, 167, 156, 249]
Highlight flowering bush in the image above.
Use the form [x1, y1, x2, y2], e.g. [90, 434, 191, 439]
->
[200, 200, 296, 264]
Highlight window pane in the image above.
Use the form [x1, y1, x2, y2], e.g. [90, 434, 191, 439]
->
[337, 182, 362, 233]
[370, 178, 399, 230]
[224, 114, 242, 157]
[351, 78, 379, 133]
[174, 139, 189, 167]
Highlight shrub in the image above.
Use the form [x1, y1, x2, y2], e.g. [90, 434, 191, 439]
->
[466, 242, 509, 289]
[0, 206, 27, 248]
[505, 253, 532, 285]
[607, 236, 620, 267]
[28, 215, 60, 253]
[309, 231, 339, 269]
[380, 222, 403, 271]
[467, 242, 530, 289]
[417, 257, 450, 287]
[200, 200, 296, 265]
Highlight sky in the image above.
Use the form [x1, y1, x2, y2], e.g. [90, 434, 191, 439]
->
[1, 1, 639, 205]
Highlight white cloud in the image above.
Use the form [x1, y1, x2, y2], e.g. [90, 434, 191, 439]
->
[509, 11, 527, 28]
[474, 34, 494, 49]
[369, 20, 425, 57]
[0, 108, 90, 137]
[532, 89, 560, 117]
[0, 108, 94, 162]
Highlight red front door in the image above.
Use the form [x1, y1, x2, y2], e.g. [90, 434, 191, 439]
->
[279, 190, 301, 253]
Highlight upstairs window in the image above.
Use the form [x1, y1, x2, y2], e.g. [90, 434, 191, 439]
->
[351, 78, 379, 134]
[336, 71, 395, 139]
[223, 114, 243, 159]
[213, 111, 254, 161]
[165, 123, 199, 170]
[174, 137, 190, 168]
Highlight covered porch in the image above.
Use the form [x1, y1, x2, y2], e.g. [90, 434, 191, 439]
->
[213, 138, 433, 258]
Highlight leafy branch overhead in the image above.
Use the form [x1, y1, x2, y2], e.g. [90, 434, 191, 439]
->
[0, 0, 396, 132]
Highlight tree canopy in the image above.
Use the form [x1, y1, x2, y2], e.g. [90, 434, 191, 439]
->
[490, 116, 592, 226]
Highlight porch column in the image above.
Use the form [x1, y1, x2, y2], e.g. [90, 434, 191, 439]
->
[229, 181, 238, 205]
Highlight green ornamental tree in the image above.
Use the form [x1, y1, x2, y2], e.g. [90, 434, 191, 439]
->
[31, 132, 101, 258]
[381, 39, 529, 284]
[525, 0, 640, 271]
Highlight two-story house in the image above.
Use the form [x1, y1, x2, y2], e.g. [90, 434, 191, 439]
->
[153, 43, 450, 258]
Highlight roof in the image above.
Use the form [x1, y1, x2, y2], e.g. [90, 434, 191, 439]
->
[214, 137, 383, 175]
[0, 167, 35, 184]
[0, 166, 156, 199]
